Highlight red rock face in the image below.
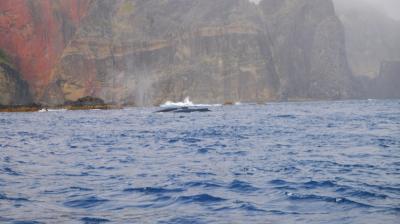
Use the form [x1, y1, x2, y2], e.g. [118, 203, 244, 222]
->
[0, 0, 91, 97]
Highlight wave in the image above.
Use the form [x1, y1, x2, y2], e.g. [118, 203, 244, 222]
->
[177, 194, 226, 204]
[160, 97, 221, 107]
[229, 180, 259, 192]
[1, 167, 21, 176]
[12, 221, 44, 224]
[81, 217, 110, 223]
[38, 109, 67, 113]
[48, 109, 67, 112]
[63, 196, 109, 209]
[0, 193, 29, 202]
[184, 181, 222, 188]
[285, 192, 373, 208]
[123, 187, 184, 194]
[216, 201, 267, 213]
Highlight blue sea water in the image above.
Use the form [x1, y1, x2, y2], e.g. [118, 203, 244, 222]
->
[0, 100, 399, 224]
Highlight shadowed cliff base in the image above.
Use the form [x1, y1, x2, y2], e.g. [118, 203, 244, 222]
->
[0, 96, 120, 112]
[0, 104, 41, 113]
[63, 96, 122, 110]
[0, 55, 33, 106]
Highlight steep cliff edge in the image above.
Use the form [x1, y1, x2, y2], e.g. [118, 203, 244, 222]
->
[260, 0, 354, 100]
[1, 0, 361, 106]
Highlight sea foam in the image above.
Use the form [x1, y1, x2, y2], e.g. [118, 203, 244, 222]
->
[160, 97, 221, 107]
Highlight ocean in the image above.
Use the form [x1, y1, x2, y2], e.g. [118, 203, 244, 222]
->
[0, 100, 399, 223]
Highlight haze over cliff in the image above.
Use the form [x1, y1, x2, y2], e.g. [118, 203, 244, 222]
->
[333, 0, 400, 98]
[334, 0, 400, 77]
[0, 0, 398, 106]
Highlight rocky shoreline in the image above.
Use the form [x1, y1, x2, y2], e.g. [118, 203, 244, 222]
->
[0, 104, 42, 112]
[0, 96, 121, 113]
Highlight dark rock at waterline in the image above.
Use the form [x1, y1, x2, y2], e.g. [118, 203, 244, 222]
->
[155, 107, 211, 113]
[155, 107, 181, 113]
[174, 108, 211, 113]
[64, 96, 119, 110]
[64, 96, 106, 107]
[0, 103, 42, 112]
[0, 96, 119, 112]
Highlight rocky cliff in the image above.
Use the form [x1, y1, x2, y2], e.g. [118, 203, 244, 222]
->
[0, 50, 32, 105]
[333, 0, 400, 99]
[0, 0, 91, 97]
[370, 61, 400, 99]
[1, 0, 359, 106]
[260, 0, 354, 100]
[44, 0, 282, 105]
[334, 0, 400, 78]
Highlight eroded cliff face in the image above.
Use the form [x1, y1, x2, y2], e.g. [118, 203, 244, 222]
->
[1, 0, 358, 106]
[0, 0, 91, 97]
[45, 0, 281, 106]
[45, 0, 354, 105]
[0, 51, 32, 105]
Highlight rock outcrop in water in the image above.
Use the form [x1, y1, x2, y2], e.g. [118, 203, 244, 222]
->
[0, 0, 370, 106]
[156, 107, 211, 113]
[64, 96, 118, 110]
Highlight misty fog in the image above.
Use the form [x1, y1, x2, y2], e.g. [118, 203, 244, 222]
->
[334, 0, 400, 20]
[248, 0, 400, 20]
[250, 0, 400, 21]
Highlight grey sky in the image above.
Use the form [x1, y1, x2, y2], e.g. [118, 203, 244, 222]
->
[369, 0, 400, 20]
[335, 0, 400, 20]
[249, 0, 400, 20]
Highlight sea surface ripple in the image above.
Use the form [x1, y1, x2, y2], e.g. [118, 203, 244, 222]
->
[0, 100, 399, 223]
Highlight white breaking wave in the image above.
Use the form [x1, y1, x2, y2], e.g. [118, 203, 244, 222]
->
[160, 97, 221, 107]
[48, 109, 67, 112]
[161, 97, 194, 107]
[38, 109, 67, 113]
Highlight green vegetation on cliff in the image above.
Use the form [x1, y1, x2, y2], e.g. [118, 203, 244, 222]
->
[0, 49, 14, 68]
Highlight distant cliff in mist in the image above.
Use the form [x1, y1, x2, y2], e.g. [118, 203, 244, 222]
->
[333, 0, 400, 99]
[0, 0, 398, 106]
